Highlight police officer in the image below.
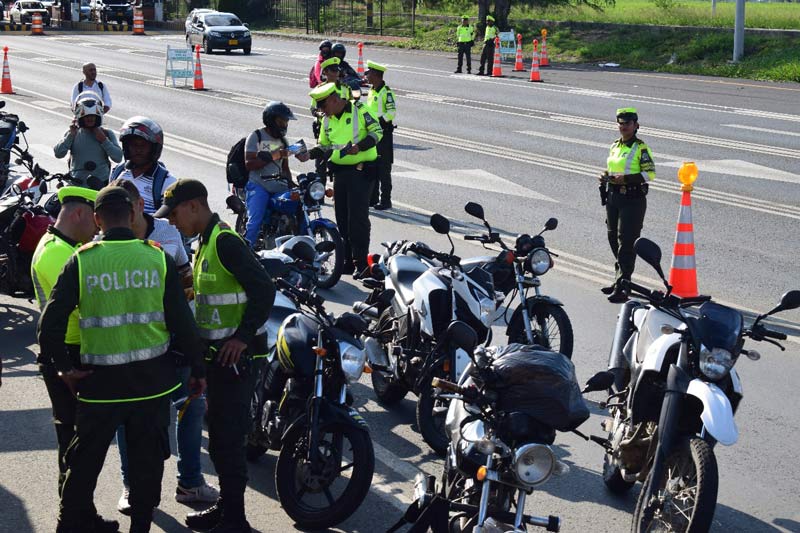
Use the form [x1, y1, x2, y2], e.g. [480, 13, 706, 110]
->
[600, 107, 656, 303]
[365, 61, 396, 210]
[308, 83, 383, 275]
[38, 186, 207, 533]
[156, 179, 275, 533]
[477, 15, 497, 76]
[31, 187, 122, 533]
[455, 15, 475, 74]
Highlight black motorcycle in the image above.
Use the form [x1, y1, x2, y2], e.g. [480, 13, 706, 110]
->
[246, 278, 394, 529]
[0, 100, 23, 192]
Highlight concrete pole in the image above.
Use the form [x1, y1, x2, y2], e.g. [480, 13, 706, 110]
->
[733, 0, 745, 62]
[711, 0, 716, 18]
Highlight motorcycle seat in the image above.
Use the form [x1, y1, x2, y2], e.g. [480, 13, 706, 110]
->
[389, 255, 428, 306]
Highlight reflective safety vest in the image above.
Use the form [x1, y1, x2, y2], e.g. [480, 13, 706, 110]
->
[484, 25, 498, 43]
[31, 230, 81, 345]
[607, 138, 656, 180]
[76, 239, 170, 367]
[457, 24, 474, 43]
[194, 221, 266, 341]
[321, 102, 382, 166]
[366, 84, 396, 123]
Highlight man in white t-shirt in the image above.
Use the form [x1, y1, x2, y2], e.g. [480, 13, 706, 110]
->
[70, 63, 112, 114]
[109, 116, 177, 215]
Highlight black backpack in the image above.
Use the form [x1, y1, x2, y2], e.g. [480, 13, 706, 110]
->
[226, 129, 261, 188]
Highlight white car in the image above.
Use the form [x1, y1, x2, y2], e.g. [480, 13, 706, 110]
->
[8, 0, 51, 24]
[184, 7, 214, 33]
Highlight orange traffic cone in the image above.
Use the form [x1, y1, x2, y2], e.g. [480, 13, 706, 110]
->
[540, 29, 550, 67]
[669, 163, 699, 297]
[491, 36, 503, 77]
[132, 8, 145, 35]
[512, 33, 525, 72]
[193, 45, 205, 90]
[529, 40, 542, 82]
[357, 42, 366, 78]
[31, 13, 45, 35]
[1, 47, 14, 95]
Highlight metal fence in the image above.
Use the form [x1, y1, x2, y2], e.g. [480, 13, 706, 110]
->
[271, 0, 417, 37]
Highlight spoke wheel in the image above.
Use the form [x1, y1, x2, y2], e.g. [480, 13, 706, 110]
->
[311, 225, 343, 289]
[632, 438, 718, 533]
[508, 302, 574, 358]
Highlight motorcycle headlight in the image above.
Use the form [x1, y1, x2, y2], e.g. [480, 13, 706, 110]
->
[699, 345, 734, 381]
[308, 181, 325, 201]
[339, 341, 367, 383]
[479, 296, 496, 327]
[526, 248, 552, 276]
[512, 443, 555, 487]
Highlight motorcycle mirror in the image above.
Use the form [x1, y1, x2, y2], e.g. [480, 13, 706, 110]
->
[767, 289, 800, 316]
[377, 289, 395, 306]
[315, 240, 336, 253]
[582, 371, 615, 393]
[39, 181, 47, 194]
[84, 161, 97, 171]
[633, 238, 666, 280]
[430, 213, 450, 235]
[442, 321, 478, 354]
[18, 121, 27, 133]
[544, 217, 558, 231]
[464, 202, 484, 221]
[225, 194, 246, 215]
[86, 176, 104, 191]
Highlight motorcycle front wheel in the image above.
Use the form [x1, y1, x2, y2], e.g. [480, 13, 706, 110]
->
[311, 225, 344, 289]
[417, 378, 450, 457]
[507, 301, 574, 358]
[275, 421, 374, 530]
[631, 437, 718, 533]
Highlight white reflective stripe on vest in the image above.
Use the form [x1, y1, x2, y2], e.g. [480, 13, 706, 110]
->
[196, 292, 248, 306]
[377, 91, 384, 117]
[81, 341, 170, 366]
[624, 142, 639, 175]
[32, 270, 47, 309]
[322, 105, 360, 144]
[80, 311, 165, 328]
[199, 323, 267, 340]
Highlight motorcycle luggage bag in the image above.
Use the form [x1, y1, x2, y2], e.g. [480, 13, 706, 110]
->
[490, 344, 589, 432]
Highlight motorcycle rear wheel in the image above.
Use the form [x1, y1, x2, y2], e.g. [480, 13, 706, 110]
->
[507, 301, 574, 358]
[312, 225, 343, 289]
[631, 437, 718, 533]
[417, 379, 450, 457]
[370, 308, 408, 405]
[275, 421, 374, 530]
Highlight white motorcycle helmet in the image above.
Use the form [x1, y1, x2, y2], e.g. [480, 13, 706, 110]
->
[74, 91, 103, 128]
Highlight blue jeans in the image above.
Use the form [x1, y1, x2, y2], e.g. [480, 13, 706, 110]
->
[117, 366, 207, 489]
[245, 181, 273, 248]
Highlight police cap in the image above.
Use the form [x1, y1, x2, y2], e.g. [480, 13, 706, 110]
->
[486, 15, 495, 22]
[309, 82, 337, 102]
[94, 186, 133, 212]
[462, 14, 469, 19]
[58, 186, 97, 207]
[153, 178, 208, 218]
[365, 60, 387, 74]
[320, 57, 341, 71]
[616, 107, 638, 123]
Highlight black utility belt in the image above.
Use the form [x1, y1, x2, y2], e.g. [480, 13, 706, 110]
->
[329, 160, 377, 172]
[610, 183, 648, 196]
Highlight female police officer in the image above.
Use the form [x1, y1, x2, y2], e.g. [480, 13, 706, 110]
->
[600, 107, 656, 303]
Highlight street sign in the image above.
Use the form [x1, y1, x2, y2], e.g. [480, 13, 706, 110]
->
[164, 45, 193, 87]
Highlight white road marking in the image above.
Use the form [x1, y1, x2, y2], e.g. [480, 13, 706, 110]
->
[394, 167, 558, 202]
[723, 123, 800, 138]
[30, 100, 69, 110]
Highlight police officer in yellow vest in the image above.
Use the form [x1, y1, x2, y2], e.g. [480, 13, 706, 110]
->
[599, 107, 656, 303]
[477, 15, 498, 76]
[31, 186, 122, 533]
[157, 178, 275, 533]
[38, 185, 207, 533]
[308, 82, 383, 275]
[455, 15, 475, 74]
[365, 61, 396, 210]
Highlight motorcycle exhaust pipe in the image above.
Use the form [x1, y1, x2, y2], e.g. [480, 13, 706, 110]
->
[353, 301, 380, 319]
[608, 300, 639, 392]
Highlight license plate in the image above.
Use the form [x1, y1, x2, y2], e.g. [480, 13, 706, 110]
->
[116, 11, 123, 15]
[228, 39, 238, 45]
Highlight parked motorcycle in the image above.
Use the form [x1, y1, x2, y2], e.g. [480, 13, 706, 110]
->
[0, 100, 23, 192]
[391, 321, 592, 533]
[586, 237, 799, 532]
[227, 171, 344, 289]
[246, 278, 394, 529]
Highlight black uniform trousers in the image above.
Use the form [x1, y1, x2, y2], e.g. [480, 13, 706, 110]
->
[479, 40, 495, 73]
[205, 353, 261, 521]
[371, 127, 394, 206]
[59, 395, 170, 528]
[456, 42, 472, 72]
[605, 190, 647, 284]
[40, 361, 77, 495]
[331, 162, 376, 268]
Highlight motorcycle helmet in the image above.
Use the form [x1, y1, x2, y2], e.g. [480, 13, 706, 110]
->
[331, 43, 346, 59]
[262, 101, 296, 137]
[119, 116, 164, 162]
[74, 92, 103, 128]
[319, 39, 333, 59]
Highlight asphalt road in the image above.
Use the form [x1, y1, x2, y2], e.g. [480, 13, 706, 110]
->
[0, 32, 798, 533]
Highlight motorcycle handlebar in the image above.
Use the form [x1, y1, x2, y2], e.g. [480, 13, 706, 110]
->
[765, 329, 788, 341]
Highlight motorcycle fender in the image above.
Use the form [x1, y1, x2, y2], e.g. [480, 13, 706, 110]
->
[504, 295, 563, 336]
[640, 332, 683, 373]
[308, 217, 337, 232]
[686, 379, 739, 446]
[281, 401, 369, 442]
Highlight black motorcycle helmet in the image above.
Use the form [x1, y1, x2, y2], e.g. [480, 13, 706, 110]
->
[331, 43, 346, 60]
[262, 101, 296, 137]
[319, 39, 333, 59]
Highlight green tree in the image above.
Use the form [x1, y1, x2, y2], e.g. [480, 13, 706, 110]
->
[479, 0, 615, 33]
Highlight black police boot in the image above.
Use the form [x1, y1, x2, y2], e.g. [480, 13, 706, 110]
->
[185, 499, 223, 531]
[207, 520, 252, 533]
[56, 524, 89, 533]
[342, 261, 356, 275]
[600, 283, 616, 295]
[94, 514, 121, 533]
[454, 69, 462, 73]
[607, 286, 630, 304]
[375, 200, 392, 211]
